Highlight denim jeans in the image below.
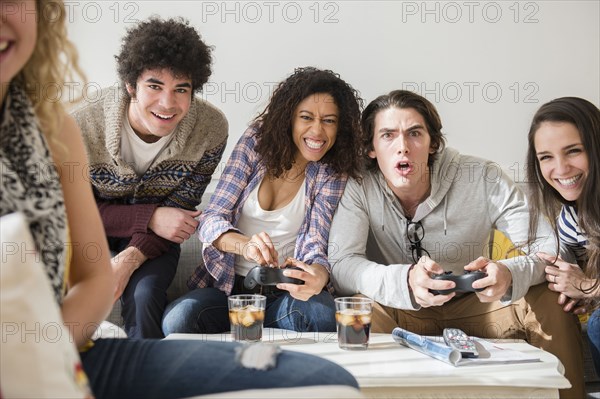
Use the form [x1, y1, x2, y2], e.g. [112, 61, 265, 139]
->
[81, 338, 358, 399]
[588, 308, 600, 374]
[109, 237, 180, 339]
[162, 287, 337, 335]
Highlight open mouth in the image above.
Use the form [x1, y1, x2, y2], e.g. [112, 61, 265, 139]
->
[305, 138, 325, 150]
[151, 111, 176, 120]
[396, 161, 411, 171]
[0, 40, 11, 53]
[556, 174, 582, 188]
[0, 40, 13, 60]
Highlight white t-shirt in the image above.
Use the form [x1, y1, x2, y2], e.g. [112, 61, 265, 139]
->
[120, 110, 175, 176]
[234, 179, 307, 276]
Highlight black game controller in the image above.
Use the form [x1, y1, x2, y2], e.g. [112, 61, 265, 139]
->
[243, 266, 305, 290]
[429, 271, 487, 295]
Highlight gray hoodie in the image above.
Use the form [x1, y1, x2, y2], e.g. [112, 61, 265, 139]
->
[329, 148, 556, 310]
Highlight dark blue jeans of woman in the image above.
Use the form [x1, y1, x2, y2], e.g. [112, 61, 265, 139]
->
[588, 308, 600, 374]
[81, 338, 358, 399]
[162, 287, 336, 335]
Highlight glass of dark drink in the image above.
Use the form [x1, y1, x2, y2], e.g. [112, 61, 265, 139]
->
[335, 297, 373, 350]
[228, 294, 266, 342]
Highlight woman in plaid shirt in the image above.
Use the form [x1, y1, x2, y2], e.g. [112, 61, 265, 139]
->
[163, 67, 363, 334]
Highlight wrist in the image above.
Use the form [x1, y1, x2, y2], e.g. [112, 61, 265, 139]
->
[122, 246, 147, 268]
[215, 231, 247, 255]
[312, 263, 330, 288]
[407, 263, 416, 292]
[586, 279, 600, 297]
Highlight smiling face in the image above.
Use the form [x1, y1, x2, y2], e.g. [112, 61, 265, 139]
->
[0, 0, 37, 92]
[369, 107, 435, 201]
[534, 121, 589, 202]
[126, 68, 192, 143]
[291, 93, 339, 165]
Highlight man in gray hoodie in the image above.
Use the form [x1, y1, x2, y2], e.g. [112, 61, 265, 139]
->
[329, 90, 583, 398]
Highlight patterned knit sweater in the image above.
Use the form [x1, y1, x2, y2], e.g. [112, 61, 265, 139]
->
[71, 87, 228, 258]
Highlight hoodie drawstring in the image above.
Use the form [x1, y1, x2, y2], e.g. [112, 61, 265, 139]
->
[381, 192, 385, 231]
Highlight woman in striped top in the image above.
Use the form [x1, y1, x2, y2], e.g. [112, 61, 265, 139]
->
[526, 96, 599, 375]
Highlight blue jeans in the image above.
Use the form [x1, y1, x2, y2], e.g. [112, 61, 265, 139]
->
[109, 238, 180, 339]
[588, 308, 600, 374]
[81, 338, 358, 399]
[162, 287, 337, 335]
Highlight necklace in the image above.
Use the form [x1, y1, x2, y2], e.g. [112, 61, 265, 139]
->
[283, 165, 306, 182]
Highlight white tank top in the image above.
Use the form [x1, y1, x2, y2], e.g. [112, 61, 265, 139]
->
[234, 178, 306, 276]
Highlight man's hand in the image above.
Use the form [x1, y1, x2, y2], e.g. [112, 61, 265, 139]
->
[111, 246, 147, 301]
[408, 256, 455, 307]
[465, 256, 512, 302]
[276, 258, 329, 301]
[148, 207, 201, 243]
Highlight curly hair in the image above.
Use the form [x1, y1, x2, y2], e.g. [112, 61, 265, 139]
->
[17, 0, 85, 140]
[526, 97, 600, 305]
[254, 67, 363, 179]
[361, 90, 446, 171]
[116, 17, 212, 94]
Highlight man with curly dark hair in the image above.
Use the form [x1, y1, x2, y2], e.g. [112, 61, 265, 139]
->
[71, 17, 228, 339]
[163, 67, 364, 335]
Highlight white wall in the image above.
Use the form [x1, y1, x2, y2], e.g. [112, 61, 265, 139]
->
[67, 0, 599, 183]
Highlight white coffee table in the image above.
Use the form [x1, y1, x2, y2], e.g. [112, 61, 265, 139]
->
[167, 329, 570, 398]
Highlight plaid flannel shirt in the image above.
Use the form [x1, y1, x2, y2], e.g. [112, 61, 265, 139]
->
[188, 126, 348, 294]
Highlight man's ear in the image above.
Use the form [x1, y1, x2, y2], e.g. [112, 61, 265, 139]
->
[125, 83, 136, 98]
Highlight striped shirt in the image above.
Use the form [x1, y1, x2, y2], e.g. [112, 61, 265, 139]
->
[188, 126, 348, 294]
[558, 204, 588, 263]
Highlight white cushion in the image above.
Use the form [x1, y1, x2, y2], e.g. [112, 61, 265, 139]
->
[0, 212, 90, 398]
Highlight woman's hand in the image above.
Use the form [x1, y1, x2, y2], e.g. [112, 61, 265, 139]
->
[111, 247, 147, 301]
[276, 258, 329, 301]
[214, 231, 279, 266]
[557, 294, 588, 315]
[243, 232, 279, 266]
[538, 252, 596, 299]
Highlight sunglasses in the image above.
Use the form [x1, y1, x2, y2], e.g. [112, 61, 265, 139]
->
[406, 220, 431, 263]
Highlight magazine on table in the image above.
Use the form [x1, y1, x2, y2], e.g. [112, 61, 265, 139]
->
[392, 327, 541, 367]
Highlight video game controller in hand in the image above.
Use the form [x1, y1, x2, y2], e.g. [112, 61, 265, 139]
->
[429, 271, 487, 295]
[243, 266, 305, 290]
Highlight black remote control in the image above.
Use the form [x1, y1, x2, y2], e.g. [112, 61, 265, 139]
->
[443, 328, 478, 358]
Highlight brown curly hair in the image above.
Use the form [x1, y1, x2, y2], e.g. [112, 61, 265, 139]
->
[115, 17, 212, 93]
[254, 67, 363, 179]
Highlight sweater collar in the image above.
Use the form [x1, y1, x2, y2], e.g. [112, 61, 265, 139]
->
[103, 86, 198, 158]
